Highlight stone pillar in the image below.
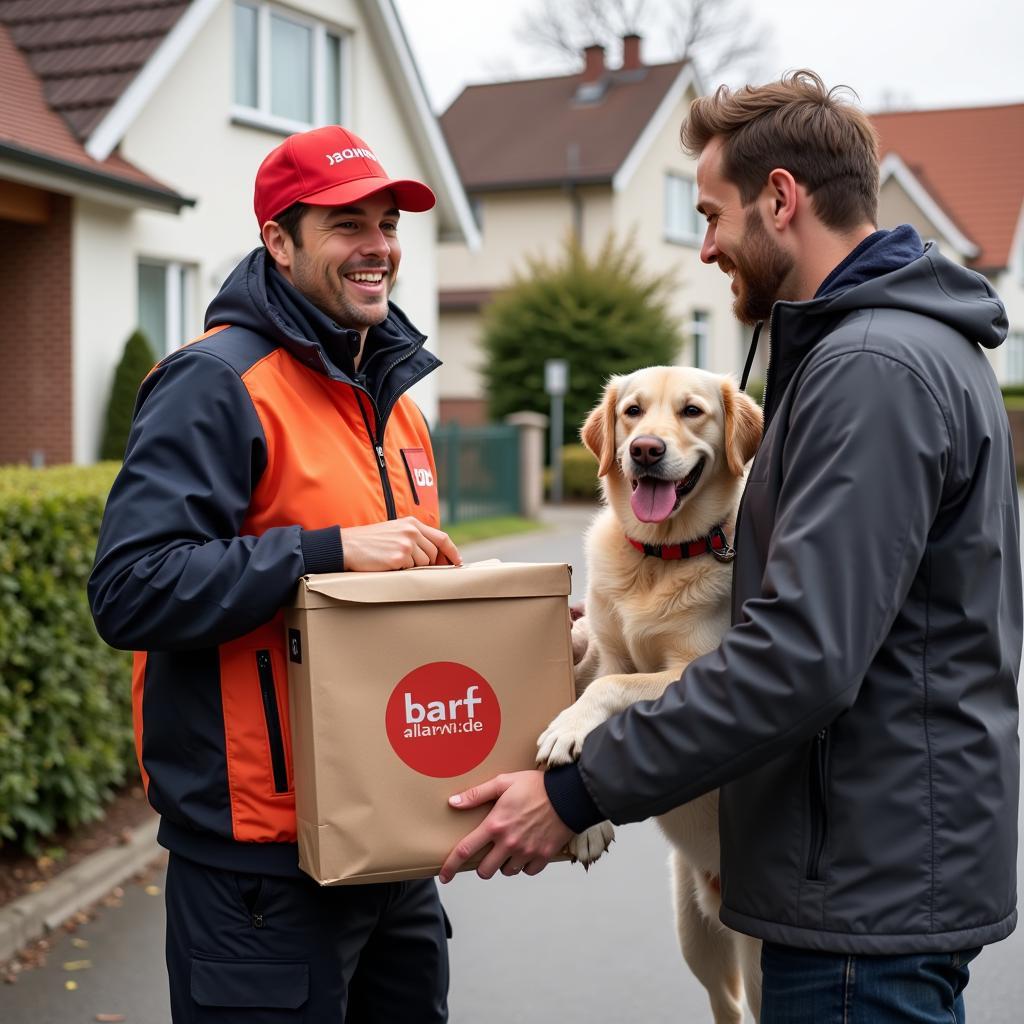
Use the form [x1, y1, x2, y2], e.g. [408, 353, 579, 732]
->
[505, 411, 549, 519]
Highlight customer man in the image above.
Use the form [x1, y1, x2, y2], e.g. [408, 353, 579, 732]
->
[89, 126, 459, 1021]
[441, 71, 1021, 1022]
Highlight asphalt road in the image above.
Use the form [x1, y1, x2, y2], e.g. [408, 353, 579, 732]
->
[1, 503, 1021, 1023]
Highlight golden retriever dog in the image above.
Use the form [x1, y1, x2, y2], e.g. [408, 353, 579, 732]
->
[538, 366, 763, 1024]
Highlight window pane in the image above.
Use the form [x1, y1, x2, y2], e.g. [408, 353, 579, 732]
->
[665, 174, 700, 241]
[325, 32, 342, 125]
[664, 174, 678, 237]
[233, 2, 258, 108]
[691, 310, 708, 369]
[683, 178, 698, 238]
[137, 263, 167, 355]
[271, 14, 312, 123]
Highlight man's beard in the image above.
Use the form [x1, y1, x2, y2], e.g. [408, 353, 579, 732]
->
[725, 207, 795, 326]
[292, 251, 391, 331]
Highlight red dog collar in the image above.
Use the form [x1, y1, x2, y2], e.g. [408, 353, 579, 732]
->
[627, 524, 735, 562]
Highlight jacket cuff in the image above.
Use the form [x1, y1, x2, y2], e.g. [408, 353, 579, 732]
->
[543, 762, 605, 834]
[300, 526, 344, 574]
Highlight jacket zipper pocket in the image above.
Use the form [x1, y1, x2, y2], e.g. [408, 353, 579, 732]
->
[255, 650, 289, 794]
[806, 728, 830, 881]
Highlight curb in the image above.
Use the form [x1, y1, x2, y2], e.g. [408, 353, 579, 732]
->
[0, 816, 162, 965]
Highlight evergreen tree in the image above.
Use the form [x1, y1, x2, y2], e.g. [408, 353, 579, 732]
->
[99, 329, 157, 461]
[482, 233, 682, 445]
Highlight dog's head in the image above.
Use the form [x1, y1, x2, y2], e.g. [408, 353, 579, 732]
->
[581, 366, 763, 539]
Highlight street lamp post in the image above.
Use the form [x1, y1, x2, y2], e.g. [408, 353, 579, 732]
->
[544, 358, 568, 504]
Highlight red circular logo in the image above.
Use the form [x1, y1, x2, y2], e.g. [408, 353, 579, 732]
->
[385, 662, 501, 778]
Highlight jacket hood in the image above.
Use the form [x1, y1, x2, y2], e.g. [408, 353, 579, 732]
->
[204, 247, 436, 381]
[810, 240, 1008, 351]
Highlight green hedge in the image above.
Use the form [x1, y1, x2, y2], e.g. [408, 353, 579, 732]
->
[546, 444, 600, 501]
[0, 463, 134, 853]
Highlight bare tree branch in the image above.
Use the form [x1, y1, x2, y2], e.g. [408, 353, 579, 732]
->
[518, 0, 769, 83]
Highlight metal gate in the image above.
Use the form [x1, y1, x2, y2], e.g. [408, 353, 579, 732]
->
[431, 423, 520, 525]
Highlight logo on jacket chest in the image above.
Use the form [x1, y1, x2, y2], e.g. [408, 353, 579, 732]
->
[401, 447, 436, 508]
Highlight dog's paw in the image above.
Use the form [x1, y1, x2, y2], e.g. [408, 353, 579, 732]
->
[570, 614, 591, 666]
[537, 702, 605, 767]
[569, 820, 615, 867]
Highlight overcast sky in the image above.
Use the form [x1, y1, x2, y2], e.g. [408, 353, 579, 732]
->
[393, 0, 1024, 115]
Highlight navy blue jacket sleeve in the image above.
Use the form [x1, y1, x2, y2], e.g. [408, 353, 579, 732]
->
[88, 348, 342, 652]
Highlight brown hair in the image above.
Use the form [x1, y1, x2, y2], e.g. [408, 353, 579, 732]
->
[260, 201, 308, 247]
[681, 69, 879, 231]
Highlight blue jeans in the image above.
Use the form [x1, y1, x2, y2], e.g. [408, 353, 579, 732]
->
[760, 942, 982, 1023]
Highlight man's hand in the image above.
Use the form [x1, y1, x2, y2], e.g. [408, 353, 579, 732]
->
[439, 770, 573, 882]
[340, 517, 461, 571]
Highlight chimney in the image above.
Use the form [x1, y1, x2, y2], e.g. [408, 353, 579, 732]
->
[622, 33, 642, 70]
[581, 43, 605, 83]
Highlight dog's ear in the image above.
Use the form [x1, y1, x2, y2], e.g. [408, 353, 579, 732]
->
[721, 376, 763, 476]
[581, 379, 619, 478]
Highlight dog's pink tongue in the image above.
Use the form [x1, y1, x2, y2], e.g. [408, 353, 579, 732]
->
[630, 478, 677, 523]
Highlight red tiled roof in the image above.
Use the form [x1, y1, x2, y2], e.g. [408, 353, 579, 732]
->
[0, 0, 188, 141]
[872, 103, 1024, 270]
[440, 61, 689, 191]
[0, 19, 184, 203]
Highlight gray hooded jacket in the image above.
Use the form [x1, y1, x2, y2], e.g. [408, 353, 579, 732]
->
[574, 239, 1022, 954]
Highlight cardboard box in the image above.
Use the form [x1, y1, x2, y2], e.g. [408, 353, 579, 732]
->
[285, 560, 574, 885]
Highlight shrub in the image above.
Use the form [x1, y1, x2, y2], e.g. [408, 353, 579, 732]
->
[482, 233, 682, 447]
[545, 444, 600, 502]
[744, 377, 766, 407]
[99, 329, 156, 461]
[0, 463, 134, 852]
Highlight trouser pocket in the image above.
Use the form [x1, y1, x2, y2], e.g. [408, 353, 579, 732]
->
[190, 954, 308, 1022]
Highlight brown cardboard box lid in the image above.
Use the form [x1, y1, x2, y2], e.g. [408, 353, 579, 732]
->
[294, 560, 571, 609]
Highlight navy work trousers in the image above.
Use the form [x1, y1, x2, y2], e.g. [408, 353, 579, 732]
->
[760, 942, 982, 1023]
[165, 852, 450, 1022]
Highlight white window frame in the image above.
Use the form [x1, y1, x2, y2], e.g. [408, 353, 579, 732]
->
[137, 259, 197, 356]
[232, 1, 350, 135]
[664, 172, 701, 246]
[688, 310, 710, 369]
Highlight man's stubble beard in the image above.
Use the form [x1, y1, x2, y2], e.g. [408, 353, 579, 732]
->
[730, 206, 796, 326]
[291, 249, 391, 331]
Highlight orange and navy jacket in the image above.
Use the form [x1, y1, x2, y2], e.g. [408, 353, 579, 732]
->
[88, 249, 441, 875]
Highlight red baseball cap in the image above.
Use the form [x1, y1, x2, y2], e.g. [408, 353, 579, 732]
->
[254, 125, 436, 227]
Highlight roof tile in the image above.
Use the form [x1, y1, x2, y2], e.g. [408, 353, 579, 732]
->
[0, 21, 180, 199]
[441, 62, 688, 190]
[0, 0, 187, 142]
[872, 104, 1024, 270]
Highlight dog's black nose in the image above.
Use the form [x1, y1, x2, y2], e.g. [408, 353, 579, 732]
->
[630, 435, 666, 466]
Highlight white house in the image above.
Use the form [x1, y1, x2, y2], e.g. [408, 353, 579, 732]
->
[0, 0, 477, 465]
[436, 39, 748, 426]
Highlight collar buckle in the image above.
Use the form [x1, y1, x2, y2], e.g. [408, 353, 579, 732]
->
[707, 525, 736, 563]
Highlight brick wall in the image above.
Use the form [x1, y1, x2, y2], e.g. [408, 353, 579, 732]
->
[438, 398, 488, 427]
[0, 193, 72, 464]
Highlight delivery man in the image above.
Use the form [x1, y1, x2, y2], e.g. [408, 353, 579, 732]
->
[89, 125, 459, 1022]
